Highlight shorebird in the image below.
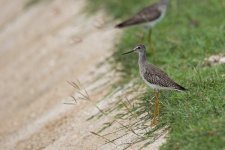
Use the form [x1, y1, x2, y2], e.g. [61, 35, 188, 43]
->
[116, 0, 169, 52]
[122, 44, 186, 126]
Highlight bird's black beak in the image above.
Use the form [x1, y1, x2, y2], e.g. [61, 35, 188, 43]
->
[122, 50, 135, 55]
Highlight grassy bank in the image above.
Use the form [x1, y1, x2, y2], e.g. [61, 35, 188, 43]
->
[88, 0, 225, 149]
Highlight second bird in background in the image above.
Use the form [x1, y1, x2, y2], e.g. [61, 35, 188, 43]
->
[115, 0, 169, 53]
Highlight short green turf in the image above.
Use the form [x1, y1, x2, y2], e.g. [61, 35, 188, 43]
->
[88, 0, 225, 149]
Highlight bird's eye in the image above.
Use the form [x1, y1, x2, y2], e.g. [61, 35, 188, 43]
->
[137, 46, 141, 49]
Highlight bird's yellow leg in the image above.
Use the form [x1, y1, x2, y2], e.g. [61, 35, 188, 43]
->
[149, 96, 152, 117]
[156, 91, 160, 120]
[147, 29, 155, 54]
[151, 90, 159, 127]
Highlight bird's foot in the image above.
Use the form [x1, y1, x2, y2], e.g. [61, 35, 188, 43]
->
[151, 118, 158, 127]
[151, 106, 158, 127]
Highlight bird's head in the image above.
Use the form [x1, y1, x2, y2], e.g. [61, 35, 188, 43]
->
[122, 44, 146, 55]
[133, 44, 146, 53]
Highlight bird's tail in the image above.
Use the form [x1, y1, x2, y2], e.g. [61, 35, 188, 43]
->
[115, 19, 136, 28]
[176, 83, 187, 92]
[115, 22, 127, 28]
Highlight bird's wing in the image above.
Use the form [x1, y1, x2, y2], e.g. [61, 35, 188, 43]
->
[116, 4, 161, 28]
[143, 64, 186, 91]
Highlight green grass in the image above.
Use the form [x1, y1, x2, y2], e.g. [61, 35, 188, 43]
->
[87, 0, 225, 149]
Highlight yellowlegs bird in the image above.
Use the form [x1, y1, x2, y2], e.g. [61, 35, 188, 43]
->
[116, 0, 169, 52]
[122, 44, 186, 126]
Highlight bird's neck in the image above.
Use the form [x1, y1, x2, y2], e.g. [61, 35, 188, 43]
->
[138, 51, 147, 66]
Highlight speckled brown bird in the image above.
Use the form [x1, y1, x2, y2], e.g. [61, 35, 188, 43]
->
[123, 44, 187, 126]
[116, 0, 168, 28]
[116, 0, 169, 53]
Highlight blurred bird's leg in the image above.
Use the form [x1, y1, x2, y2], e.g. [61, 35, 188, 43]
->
[147, 28, 155, 54]
[136, 31, 145, 43]
[151, 90, 159, 126]
[148, 28, 152, 43]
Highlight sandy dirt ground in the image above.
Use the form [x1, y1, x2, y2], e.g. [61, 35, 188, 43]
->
[0, 0, 167, 149]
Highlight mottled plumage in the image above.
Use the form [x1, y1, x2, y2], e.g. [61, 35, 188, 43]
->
[141, 63, 186, 91]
